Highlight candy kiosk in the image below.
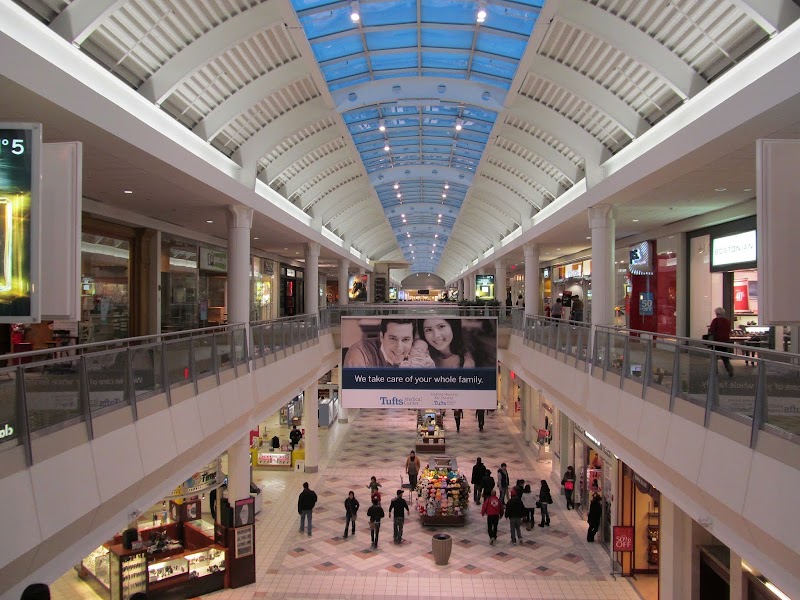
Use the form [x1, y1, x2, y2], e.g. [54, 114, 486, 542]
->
[416, 409, 446, 453]
[416, 456, 470, 526]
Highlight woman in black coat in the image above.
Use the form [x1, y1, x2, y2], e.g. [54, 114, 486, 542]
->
[538, 480, 552, 527]
[587, 494, 602, 542]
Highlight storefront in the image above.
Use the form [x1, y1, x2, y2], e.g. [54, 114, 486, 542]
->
[626, 237, 679, 335]
[280, 265, 304, 316]
[251, 256, 278, 322]
[573, 425, 616, 550]
[618, 464, 660, 576]
[545, 260, 591, 320]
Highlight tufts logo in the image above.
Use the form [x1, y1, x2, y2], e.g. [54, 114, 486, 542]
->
[0, 423, 14, 439]
[380, 397, 404, 406]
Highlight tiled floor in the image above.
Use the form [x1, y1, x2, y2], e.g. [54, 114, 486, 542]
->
[53, 408, 645, 600]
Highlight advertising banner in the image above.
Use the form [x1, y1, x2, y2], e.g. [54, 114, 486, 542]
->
[612, 526, 635, 552]
[341, 316, 497, 408]
[475, 274, 495, 300]
[348, 274, 369, 301]
[0, 124, 41, 322]
[734, 280, 749, 313]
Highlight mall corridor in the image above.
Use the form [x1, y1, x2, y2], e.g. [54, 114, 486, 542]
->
[53, 408, 641, 600]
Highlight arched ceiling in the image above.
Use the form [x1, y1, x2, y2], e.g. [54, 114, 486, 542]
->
[14, 0, 794, 280]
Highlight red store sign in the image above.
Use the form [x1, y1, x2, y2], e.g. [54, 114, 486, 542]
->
[613, 526, 635, 552]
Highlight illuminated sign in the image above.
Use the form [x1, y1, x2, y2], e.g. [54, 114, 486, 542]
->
[629, 241, 654, 275]
[711, 230, 756, 269]
[565, 263, 582, 278]
[0, 124, 41, 322]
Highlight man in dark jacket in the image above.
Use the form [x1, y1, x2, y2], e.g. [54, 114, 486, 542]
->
[289, 425, 302, 449]
[367, 497, 385, 548]
[504, 489, 526, 544]
[480, 471, 495, 503]
[587, 494, 602, 542]
[471, 458, 487, 504]
[343, 491, 359, 538]
[298, 482, 317, 536]
[497, 463, 510, 504]
[388, 490, 410, 543]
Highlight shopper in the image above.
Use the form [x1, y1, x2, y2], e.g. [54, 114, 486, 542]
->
[505, 488, 525, 544]
[521, 484, 537, 530]
[297, 482, 317, 536]
[561, 466, 576, 510]
[367, 475, 382, 502]
[367, 496, 385, 548]
[20, 584, 50, 600]
[538, 480, 552, 527]
[587, 494, 602, 542]
[514, 478, 525, 499]
[289, 425, 302, 449]
[476, 408, 485, 431]
[343, 491, 359, 538]
[497, 463, 510, 504]
[481, 489, 503, 545]
[471, 458, 487, 504]
[571, 295, 584, 322]
[552, 297, 563, 319]
[452, 408, 463, 432]
[480, 470, 495, 503]
[389, 489, 410, 543]
[707, 307, 734, 377]
[405, 450, 421, 490]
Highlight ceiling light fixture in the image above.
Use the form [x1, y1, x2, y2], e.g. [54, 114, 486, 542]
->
[397, 193, 402, 198]
[444, 183, 449, 189]
[455, 119, 463, 131]
[254, 237, 259, 240]
[401, 213, 405, 217]
[438, 214, 442, 217]
[350, 0, 360, 22]
[714, 187, 727, 192]
[379, 119, 386, 132]
[394, 183, 399, 189]
[632, 219, 639, 222]
[435, 234, 438, 238]
[384, 144, 390, 152]
[206, 220, 213, 223]
[442, 193, 447, 198]
[476, 0, 487, 23]
[123, 190, 133, 194]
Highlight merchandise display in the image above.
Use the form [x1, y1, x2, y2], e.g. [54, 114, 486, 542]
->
[81, 545, 110, 589]
[415, 456, 470, 526]
[255, 449, 292, 468]
[415, 410, 446, 453]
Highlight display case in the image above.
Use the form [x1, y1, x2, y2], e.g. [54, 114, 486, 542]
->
[416, 420, 446, 453]
[647, 510, 660, 567]
[255, 449, 292, 469]
[185, 546, 226, 578]
[80, 545, 111, 590]
[147, 555, 187, 584]
[108, 546, 147, 600]
[415, 456, 469, 526]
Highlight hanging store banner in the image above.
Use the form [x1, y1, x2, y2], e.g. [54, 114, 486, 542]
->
[340, 316, 497, 408]
[612, 526, 635, 553]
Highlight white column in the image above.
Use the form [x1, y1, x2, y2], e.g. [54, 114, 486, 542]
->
[469, 274, 476, 301]
[494, 259, 506, 306]
[730, 549, 745, 600]
[675, 232, 688, 336]
[303, 383, 319, 472]
[659, 496, 693, 600]
[305, 242, 320, 315]
[524, 243, 540, 316]
[589, 206, 615, 327]
[339, 259, 350, 305]
[148, 230, 161, 334]
[226, 205, 254, 324]
[320, 274, 328, 308]
[227, 435, 251, 505]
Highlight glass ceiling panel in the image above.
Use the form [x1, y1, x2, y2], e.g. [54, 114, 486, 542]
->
[290, 0, 542, 271]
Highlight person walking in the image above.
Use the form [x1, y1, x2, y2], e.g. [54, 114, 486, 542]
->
[367, 496, 385, 548]
[521, 484, 537, 530]
[538, 480, 552, 527]
[587, 494, 602, 542]
[505, 488, 525, 544]
[389, 489, 410, 543]
[561, 466, 576, 510]
[481, 489, 503, 545]
[480, 470, 495, 503]
[707, 307, 734, 377]
[471, 457, 487, 504]
[289, 425, 302, 449]
[497, 463, 510, 504]
[475, 409, 485, 431]
[453, 408, 463, 432]
[571, 295, 584, 322]
[405, 450, 421, 490]
[552, 297, 563, 319]
[343, 491, 359, 538]
[297, 482, 317, 536]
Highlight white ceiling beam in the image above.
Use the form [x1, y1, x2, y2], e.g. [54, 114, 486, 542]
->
[194, 60, 310, 141]
[261, 127, 344, 184]
[729, 0, 800, 34]
[323, 197, 371, 230]
[487, 145, 562, 198]
[481, 164, 547, 210]
[369, 165, 473, 187]
[450, 220, 496, 249]
[506, 95, 610, 171]
[324, 195, 383, 229]
[470, 181, 532, 218]
[351, 222, 393, 247]
[332, 76, 507, 113]
[138, 2, 285, 104]
[233, 97, 330, 177]
[556, 0, 707, 99]
[459, 203, 515, 235]
[50, 0, 126, 45]
[458, 212, 506, 241]
[297, 164, 363, 206]
[285, 148, 353, 197]
[445, 238, 484, 264]
[496, 125, 582, 184]
[530, 55, 649, 139]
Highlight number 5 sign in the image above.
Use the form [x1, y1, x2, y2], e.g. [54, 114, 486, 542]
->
[613, 526, 635, 552]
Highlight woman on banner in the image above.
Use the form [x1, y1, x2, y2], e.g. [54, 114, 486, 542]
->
[416, 318, 475, 368]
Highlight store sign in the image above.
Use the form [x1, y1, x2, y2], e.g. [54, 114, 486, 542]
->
[234, 525, 254, 558]
[340, 316, 498, 408]
[0, 124, 41, 323]
[629, 241, 654, 275]
[734, 280, 749, 312]
[613, 526, 635, 552]
[639, 291, 654, 316]
[711, 230, 756, 268]
[565, 263, 582, 278]
[199, 247, 227, 272]
[542, 268, 550, 279]
[475, 274, 495, 299]
[166, 460, 221, 498]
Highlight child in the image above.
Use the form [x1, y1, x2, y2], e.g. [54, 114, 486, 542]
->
[400, 339, 436, 368]
[367, 476, 382, 502]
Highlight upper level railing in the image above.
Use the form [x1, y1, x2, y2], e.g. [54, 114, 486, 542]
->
[0, 314, 321, 466]
[515, 315, 800, 448]
[320, 303, 524, 328]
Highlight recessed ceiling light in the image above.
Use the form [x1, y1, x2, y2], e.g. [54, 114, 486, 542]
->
[743, 188, 752, 192]
[206, 220, 213, 223]
[123, 190, 133, 194]
[715, 187, 727, 192]
[384, 144, 390, 152]
[295, 251, 300, 255]
[586, 236, 591, 240]
[284, 247, 288, 250]
[401, 213, 405, 217]
[394, 183, 399, 189]
[556, 247, 561, 250]
[254, 237, 259, 240]
[444, 184, 449, 189]
[632, 219, 639, 222]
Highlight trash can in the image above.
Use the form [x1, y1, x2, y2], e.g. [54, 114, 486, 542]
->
[431, 533, 452, 565]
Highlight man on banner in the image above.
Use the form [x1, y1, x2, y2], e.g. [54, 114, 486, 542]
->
[343, 319, 414, 367]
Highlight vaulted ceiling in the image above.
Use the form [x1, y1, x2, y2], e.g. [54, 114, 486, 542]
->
[11, 0, 799, 280]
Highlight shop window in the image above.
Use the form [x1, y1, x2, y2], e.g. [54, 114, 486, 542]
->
[80, 234, 130, 342]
